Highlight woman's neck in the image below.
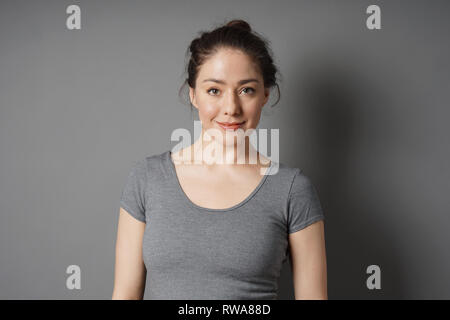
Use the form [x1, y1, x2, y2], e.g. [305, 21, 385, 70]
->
[172, 132, 270, 168]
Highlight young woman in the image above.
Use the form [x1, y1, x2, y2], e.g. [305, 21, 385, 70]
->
[113, 19, 327, 300]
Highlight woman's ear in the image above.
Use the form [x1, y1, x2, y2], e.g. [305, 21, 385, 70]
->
[189, 87, 198, 110]
[262, 87, 270, 107]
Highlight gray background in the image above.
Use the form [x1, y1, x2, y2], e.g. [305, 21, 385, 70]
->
[0, 0, 449, 299]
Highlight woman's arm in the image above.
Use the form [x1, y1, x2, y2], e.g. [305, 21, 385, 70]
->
[288, 220, 327, 300]
[112, 207, 147, 299]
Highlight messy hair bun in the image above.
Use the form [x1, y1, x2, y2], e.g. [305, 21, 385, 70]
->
[225, 19, 252, 32]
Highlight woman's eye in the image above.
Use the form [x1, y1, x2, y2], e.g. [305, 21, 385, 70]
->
[241, 87, 255, 94]
[207, 88, 220, 95]
[207, 87, 254, 96]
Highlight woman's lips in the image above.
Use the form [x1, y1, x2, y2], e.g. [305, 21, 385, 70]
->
[215, 121, 245, 131]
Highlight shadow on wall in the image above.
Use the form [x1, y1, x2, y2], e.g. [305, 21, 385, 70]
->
[277, 49, 412, 299]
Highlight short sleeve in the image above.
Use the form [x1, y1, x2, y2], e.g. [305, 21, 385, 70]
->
[287, 169, 325, 234]
[119, 159, 148, 223]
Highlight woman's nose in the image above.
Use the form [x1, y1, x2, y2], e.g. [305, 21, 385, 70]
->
[223, 91, 242, 115]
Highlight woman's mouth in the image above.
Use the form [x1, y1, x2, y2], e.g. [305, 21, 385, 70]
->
[215, 121, 245, 131]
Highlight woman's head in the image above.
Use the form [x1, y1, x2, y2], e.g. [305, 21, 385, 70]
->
[179, 19, 281, 143]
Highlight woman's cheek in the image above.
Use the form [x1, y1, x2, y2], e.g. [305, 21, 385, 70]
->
[201, 103, 219, 120]
[245, 108, 262, 128]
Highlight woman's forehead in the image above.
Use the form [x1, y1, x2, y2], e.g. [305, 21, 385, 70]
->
[197, 48, 262, 82]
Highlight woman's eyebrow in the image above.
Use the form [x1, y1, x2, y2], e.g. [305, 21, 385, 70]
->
[202, 78, 259, 85]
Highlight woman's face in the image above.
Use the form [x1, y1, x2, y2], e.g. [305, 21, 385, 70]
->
[189, 47, 270, 146]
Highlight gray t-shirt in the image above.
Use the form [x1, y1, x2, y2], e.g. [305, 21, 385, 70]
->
[119, 150, 325, 300]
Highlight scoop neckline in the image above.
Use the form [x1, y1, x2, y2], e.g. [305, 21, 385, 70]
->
[165, 150, 274, 213]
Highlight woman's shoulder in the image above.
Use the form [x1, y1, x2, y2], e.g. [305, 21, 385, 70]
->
[144, 150, 170, 164]
[269, 160, 301, 179]
[268, 161, 317, 194]
[126, 150, 171, 177]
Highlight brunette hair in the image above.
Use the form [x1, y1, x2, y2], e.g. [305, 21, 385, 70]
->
[179, 19, 281, 110]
